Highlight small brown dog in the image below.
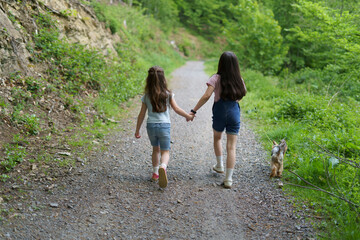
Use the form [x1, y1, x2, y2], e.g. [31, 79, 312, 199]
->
[270, 139, 288, 178]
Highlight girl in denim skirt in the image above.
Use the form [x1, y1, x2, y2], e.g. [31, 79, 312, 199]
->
[190, 52, 247, 189]
[135, 66, 193, 188]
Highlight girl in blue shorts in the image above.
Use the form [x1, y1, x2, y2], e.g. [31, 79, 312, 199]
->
[190, 51, 247, 188]
[135, 66, 193, 188]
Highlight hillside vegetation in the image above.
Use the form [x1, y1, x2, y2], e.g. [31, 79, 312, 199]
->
[0, 0, 359, 238]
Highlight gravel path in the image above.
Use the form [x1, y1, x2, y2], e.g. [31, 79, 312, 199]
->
[0, 61, 315, 239]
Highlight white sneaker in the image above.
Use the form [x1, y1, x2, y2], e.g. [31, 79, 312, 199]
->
[213, 164, 224, 173]
[223, 179, 233, 189]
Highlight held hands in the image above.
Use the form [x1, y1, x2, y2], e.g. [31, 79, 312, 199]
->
[186, 109, 196, 122]
[186, 113, 195, 122]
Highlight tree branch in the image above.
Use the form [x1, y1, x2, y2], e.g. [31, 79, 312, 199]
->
[346, 168, 360, 199]
[288, 170, 360, 209]
[308, 138, 359, 168]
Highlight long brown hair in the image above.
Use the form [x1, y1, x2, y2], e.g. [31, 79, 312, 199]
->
[145, 66, 171, 112]
[217, 51, 247, 101]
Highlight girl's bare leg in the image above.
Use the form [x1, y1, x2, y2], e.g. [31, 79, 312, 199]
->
[226, 134, 237, 169]
[213, 130, 222, 156]
[152, 146, 160, 167]
[212, 130, 224, 172]
[223, 134, 237, 188]
[160, 150, 170, 167]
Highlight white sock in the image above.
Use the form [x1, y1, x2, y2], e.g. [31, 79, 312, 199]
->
[160, 163, 167, 169]
[225, 168, 234, 181]
[153, 166, 159, 175]
[216, 156, 223, 167]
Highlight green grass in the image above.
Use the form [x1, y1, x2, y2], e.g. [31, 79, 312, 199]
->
[233, 64, 360, 239]
[91, 1, 185, 73]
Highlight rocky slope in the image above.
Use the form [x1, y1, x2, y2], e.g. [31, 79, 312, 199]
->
[0, 0, 119, 78]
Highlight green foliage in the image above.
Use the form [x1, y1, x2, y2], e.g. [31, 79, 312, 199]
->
[133, 0, 287, 72]
[23, 114, 40, 135]
[1, 144, 27, 172]
[10, 88, 31, 105]
[289, 1, 360, 68]
[25, 77, 43, 96]
[240, 66, 360, 238]
[320, 0, 360, 15]
[0, 174, 10, 182]
[134, 0, 179, 30]
[33, 19, 106, 94]
[259, 0, 360, 101]
[260, 0, 360, 101]
[92, 1, 156, 48]
[288, 1, 360, 101]
[174, 0, 230, 38]
[9, 102, 40, 135]
[91, 1, 185, 86]
[260, 0, 297, 36]
[32, 10, 149, 109]
[225, 1, 288, 74]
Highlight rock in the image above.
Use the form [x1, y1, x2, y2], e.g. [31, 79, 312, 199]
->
[49, 203, 59, 208]
[57, 152, 71, 156]
[44, 184, 56, 191]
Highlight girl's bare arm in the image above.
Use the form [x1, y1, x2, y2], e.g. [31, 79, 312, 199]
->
[192, 85, 214, 112]
[170, 97, 193, 121]
[135, 103, 147, 138]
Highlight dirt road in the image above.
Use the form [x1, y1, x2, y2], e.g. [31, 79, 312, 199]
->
[0, 61, 314, 239]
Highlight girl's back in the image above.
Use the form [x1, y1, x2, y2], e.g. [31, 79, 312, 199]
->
[141, 93, 171, 123]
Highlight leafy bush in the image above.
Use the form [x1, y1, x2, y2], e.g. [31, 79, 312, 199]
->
[23, 114, 40, 135]
[1, 144, 27, 172]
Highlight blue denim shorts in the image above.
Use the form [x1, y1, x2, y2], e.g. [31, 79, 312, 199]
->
[212, 99, 240, 135]
[146, 123, 171, 150]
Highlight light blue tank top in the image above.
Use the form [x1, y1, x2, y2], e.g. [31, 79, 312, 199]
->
[141, 93, 173, 123]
